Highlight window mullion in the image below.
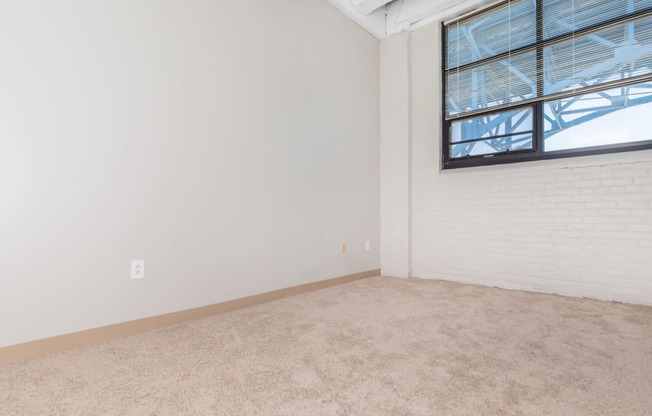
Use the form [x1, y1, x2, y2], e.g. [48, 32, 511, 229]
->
[535, 0, 544, 155]
[442, 0, 652, 169]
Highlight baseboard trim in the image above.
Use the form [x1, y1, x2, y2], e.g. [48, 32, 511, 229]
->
[0, 269, 380, 366]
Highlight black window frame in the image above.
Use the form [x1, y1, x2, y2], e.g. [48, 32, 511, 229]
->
[442, 0, 652, 170]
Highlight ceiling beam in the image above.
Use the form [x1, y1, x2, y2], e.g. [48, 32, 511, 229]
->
[328, 0, 493, 39]
[327, 0, 387, 39]
[387, 0, 498, 35]
[351, 0, 395, 15]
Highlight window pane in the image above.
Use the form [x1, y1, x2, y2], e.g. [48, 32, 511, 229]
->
[451, 108, 533, 143]
[447, 50, 537, 117]
[447, 0, 536, 69]
[543, 0, 652, 40]
[451, 134, 533, 158]
[543, 15, 652, 95]
[544, 81, 652, 151]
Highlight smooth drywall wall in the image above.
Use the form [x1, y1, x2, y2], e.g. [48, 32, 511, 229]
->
[0, 0, 380, 347]
[381, 23, 652, 306]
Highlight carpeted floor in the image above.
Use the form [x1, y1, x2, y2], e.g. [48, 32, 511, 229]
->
[1, 276, 651, 415]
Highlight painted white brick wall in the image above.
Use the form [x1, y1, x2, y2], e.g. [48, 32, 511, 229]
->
[380, 32, 411, 278]
[381, 23, 652, 305]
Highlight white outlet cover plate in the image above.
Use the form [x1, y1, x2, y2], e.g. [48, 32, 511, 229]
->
[131, 260, 145, 280]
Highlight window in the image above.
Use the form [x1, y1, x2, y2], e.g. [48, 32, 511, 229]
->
[443, 0, 652, 169]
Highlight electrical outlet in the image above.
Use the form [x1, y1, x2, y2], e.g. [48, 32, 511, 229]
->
[341, 243, 347, 254]
[365, 241, 371, 251]
[131, 260, 145, 279]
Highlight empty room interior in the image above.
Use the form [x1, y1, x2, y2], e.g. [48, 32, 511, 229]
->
[1, 0, 652, 414]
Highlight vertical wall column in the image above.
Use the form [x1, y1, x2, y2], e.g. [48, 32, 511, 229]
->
[380, 32, 411, 278]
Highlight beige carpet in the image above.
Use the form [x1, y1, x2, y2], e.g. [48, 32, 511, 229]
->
[1, 276, 651, 415]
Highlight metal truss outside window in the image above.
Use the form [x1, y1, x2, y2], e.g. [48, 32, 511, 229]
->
[443, 0, 652, 169]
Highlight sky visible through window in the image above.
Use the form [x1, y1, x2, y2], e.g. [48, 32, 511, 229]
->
[545, 100, 652, 151]
[544, 82, 652, 151]
[444, 0, 652, 166]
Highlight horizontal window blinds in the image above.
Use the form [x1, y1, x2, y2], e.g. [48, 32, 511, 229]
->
[542, 0, 652, 39]
[445, 0, 652, 120]
[446, 0, 536, 69]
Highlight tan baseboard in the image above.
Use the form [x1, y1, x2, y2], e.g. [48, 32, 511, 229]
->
[0, 269, 380, 366]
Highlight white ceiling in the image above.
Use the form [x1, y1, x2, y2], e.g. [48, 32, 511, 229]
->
[328, 0, 492, 38]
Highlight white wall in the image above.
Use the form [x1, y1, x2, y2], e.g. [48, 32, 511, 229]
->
[0, 0, 380, 347]
[380, 32, 411, 278]
[381, 23, 652, 306]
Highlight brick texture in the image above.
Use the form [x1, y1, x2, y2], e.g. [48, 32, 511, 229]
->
[380, 32, 411, 278]
[381, 24, 652, 305]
